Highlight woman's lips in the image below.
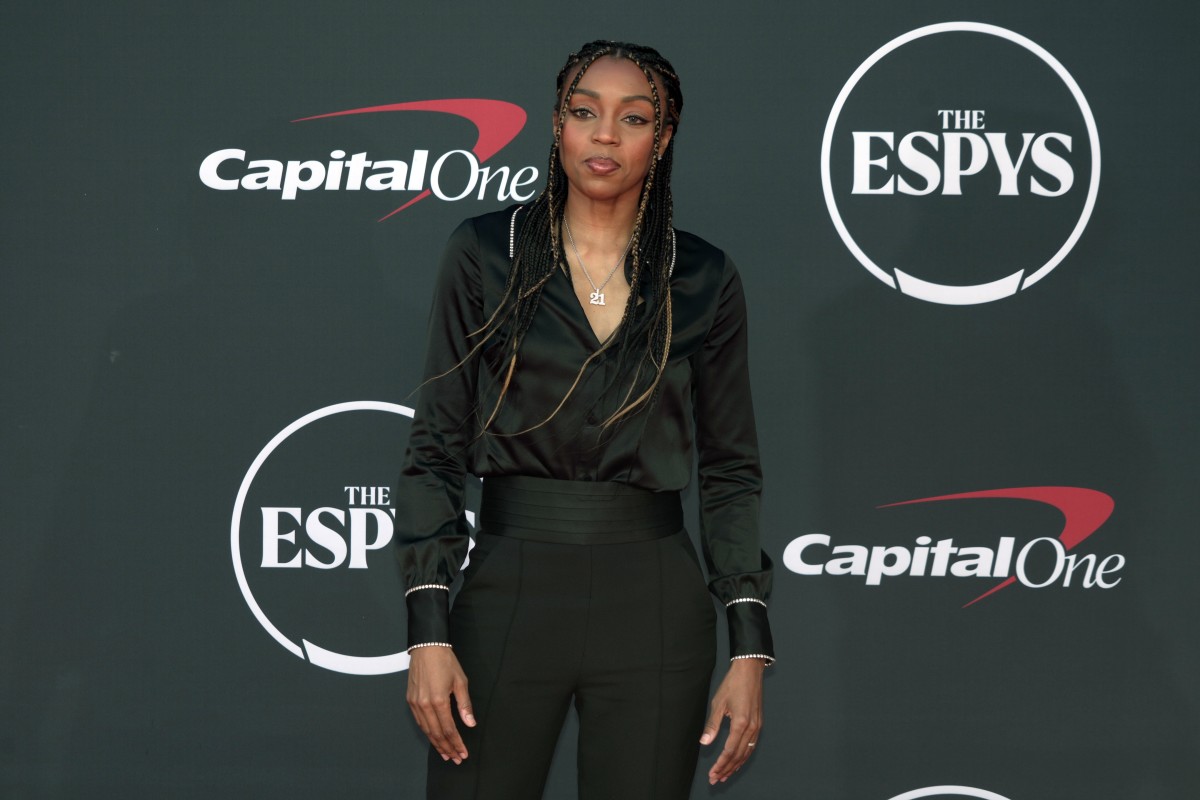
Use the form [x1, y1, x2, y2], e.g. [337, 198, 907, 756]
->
[584, 157, 619, 175]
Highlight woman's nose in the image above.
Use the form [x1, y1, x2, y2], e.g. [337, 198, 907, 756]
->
[593, 116, 619, 144]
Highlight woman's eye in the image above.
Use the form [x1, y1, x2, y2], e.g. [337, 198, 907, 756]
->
[623, 115, 649, 126]
[569, 106, 594, 119]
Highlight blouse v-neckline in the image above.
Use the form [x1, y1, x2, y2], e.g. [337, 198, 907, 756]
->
[508, 205, 644, 351]
[561, 262, 627, 348]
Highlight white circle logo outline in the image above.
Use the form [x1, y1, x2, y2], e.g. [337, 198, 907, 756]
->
[231, 400, 414, 676]
[820, 21, 1101, 305]
[887, 787, 1013, 800]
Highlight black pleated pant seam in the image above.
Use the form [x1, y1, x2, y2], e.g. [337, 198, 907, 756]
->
[575, 544, 594, 687]
[466, 537, 525, 800]
[652, 536, 666, 799]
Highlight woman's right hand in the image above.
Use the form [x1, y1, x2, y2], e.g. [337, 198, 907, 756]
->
[406, 646, 476, 764]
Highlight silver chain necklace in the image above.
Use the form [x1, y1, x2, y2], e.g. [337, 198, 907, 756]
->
[563, 217, 635, 306]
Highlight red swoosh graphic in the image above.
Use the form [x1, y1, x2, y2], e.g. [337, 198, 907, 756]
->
[292, 99, 527, 220]
[879, 487, 1114, 607]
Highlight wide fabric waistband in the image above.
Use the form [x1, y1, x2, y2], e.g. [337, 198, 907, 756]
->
[481, 475, 682, 545]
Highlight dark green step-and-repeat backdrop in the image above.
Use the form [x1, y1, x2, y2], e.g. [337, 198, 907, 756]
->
[3, 2, 1197, 798]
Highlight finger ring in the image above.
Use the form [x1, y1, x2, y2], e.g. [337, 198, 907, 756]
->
[747, 742, 757, 748]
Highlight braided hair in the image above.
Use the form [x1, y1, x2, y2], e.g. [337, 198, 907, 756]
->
[462, 41, 684, 435]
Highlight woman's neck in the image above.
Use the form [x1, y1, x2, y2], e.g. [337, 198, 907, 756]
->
[562, 195, 638, 250]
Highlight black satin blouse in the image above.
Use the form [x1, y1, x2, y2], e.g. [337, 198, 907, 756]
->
[396, 205, 774, 662]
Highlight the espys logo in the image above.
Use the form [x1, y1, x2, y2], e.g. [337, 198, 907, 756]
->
[200, 99, 536, 221]
[886, 788, 1013, 800]
[784, 487, 1124, 607]
[231, 401, 474, 675]
[821, 22, 1101, 304]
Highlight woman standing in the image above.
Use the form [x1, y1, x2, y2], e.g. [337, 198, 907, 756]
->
[396, 40, 775, 800]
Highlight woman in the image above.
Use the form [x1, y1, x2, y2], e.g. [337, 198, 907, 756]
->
[396, 40, 775, 800]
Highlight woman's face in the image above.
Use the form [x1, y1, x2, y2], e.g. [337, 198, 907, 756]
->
[557, 56, 673, 209]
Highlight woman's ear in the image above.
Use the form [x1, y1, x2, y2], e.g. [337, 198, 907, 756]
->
[658, 124, 675, 159]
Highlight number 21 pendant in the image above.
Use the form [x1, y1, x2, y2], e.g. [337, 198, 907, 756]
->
[589, 291, 605, 306]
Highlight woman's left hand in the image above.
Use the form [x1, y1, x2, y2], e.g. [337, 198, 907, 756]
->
[699, 657, 766, 784]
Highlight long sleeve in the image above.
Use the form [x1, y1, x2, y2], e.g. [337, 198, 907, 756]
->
[690, 257, 776, 663]
[394, 218, 484, 649]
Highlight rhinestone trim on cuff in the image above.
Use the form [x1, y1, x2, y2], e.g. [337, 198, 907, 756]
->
[405, 584, 450, 597]
[731, 653, 775, 666]
[725, 597, 768, 608]
[407, 642, 453, 652]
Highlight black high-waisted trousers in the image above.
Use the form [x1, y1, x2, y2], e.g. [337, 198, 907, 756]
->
[426, 476, 717, 800]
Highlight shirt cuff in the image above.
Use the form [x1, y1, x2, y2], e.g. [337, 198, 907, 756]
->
[405, 585, 451, 649]
[726, 599, 775, 664]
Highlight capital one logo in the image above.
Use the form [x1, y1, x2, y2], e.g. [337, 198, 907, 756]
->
[784, 487, 1124, 606]
[200, 99, 538, 221]
[821, 23, 1101, 304]
[230, 401, 474, 675]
